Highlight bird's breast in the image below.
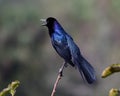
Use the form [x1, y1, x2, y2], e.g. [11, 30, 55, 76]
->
[52, 33, 66, 44]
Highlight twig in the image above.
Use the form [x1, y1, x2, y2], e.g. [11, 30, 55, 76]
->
[50, 73, 61, 96]
[51, 62, 67, 96]
[0, 80, 20, 96]
[109, 88, 120, 96]
[101, 63, 120, 78]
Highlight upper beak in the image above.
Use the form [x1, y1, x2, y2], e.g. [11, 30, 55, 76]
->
[40, 19, 47, 26]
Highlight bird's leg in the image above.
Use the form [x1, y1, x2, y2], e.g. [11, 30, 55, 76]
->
[59, 62, 67, 76]
[64, 62, 68, 67]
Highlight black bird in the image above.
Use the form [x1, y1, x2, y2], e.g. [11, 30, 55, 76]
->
[41, 17, 96, 84]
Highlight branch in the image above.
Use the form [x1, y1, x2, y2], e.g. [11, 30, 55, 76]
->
[51, 62, 67, 96]
[101, 64, 120, 78]
[109, 88, 120, 96]
[50, 72, 61, 96]
[0, 80, 20, 96]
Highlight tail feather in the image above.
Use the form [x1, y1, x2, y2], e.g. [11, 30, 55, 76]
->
[75, 56, 96, 84]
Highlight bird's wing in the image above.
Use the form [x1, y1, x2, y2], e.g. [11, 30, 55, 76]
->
[66, 35, 81, 66]
[51, 34, 74, 66]
[66, 36, 96, 84]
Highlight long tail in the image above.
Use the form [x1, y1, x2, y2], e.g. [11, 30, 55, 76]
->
[75, 56, 96, 84]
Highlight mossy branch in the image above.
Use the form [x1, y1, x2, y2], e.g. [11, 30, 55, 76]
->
[109, 88, 120, 96]
[101, 64, 120, 78]
[0, 80, 20, 96]
[101, 64, 120, 96]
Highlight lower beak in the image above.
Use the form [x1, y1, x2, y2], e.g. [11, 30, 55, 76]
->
[40, 19, 47, 26]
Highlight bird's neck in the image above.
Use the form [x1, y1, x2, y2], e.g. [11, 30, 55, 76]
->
[48, 27, 54, 37]
[48, 21, 65, 37]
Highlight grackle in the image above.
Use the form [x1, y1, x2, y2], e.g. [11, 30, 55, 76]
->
[41, 17, 96, 84]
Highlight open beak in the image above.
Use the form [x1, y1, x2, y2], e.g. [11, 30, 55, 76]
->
[40, 19, 47, 26]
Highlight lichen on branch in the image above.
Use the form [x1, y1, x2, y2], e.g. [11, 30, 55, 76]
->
[0, 80, 20, 96]
[101, 64, 120, 78]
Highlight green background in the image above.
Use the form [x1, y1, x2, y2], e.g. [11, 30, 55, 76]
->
[0, 0, 120, 96]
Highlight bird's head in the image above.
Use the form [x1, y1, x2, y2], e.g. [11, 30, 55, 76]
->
[40, 17, 56, 28]
[41, 17, 63, 36]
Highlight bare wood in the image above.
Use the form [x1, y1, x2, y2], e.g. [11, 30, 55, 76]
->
[51, 73, 61, 96]
[51, 62, 67, 96]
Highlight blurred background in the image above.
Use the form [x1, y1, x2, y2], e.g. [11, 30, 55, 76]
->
[0, 0, 120, 96]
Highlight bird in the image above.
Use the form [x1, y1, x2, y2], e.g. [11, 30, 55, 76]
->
[41, 17, 96, 84]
